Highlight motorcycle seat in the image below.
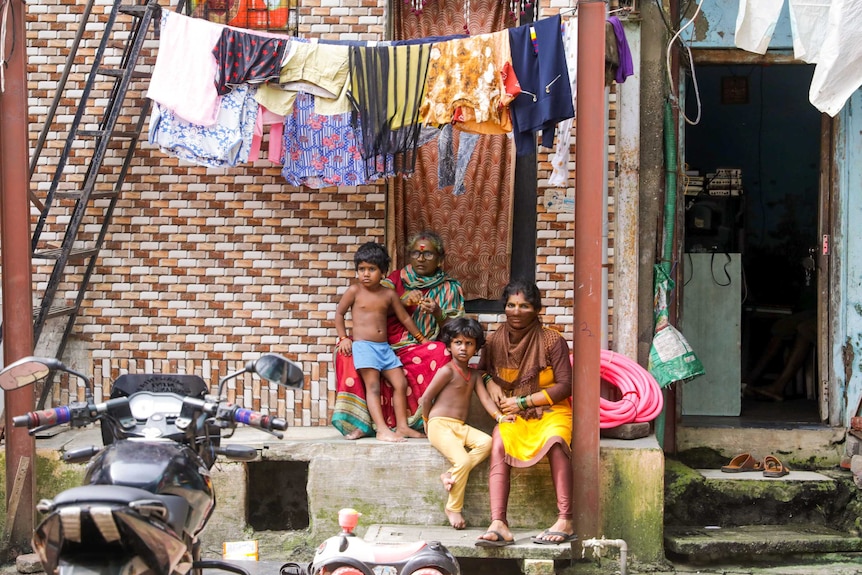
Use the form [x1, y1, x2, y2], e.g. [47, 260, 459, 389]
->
[51, 485, 190, 536]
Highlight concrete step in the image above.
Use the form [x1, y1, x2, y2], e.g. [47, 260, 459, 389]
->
[364, 524, 577, 560]
[664, 460, 858, 529]
[664, 524, 862, 564]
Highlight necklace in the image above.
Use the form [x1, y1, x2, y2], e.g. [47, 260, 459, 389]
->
[452, 362, 471, 382]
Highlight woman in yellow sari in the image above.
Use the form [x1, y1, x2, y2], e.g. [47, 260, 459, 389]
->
[475, 280, 574, 547]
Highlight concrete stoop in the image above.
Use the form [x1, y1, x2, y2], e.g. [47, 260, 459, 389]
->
[665, 524, 862, 563]
[664, 459, 862, 566]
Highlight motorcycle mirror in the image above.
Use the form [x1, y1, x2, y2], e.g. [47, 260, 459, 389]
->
[253, 354, 304, 389]
[0, 357, 53, 391]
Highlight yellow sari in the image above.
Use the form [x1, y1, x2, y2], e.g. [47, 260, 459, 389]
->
[497, 365, 572, 467]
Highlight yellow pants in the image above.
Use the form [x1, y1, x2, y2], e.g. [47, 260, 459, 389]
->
[427, 416, 492, 513]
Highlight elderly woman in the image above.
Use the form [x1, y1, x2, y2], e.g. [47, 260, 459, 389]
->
[475, 279, 575, 546]
[332, 231, 465, 440]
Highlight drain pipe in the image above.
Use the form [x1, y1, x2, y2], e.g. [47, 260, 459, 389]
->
[582, 537, 628, 575]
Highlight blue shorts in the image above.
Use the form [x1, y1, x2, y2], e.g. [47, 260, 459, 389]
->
[352, 340, 403, 372]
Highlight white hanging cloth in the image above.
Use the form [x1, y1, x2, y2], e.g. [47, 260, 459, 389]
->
[809, 0, 862, 116]
[734, 0, 785, 54]
[788, 0, 831, 63]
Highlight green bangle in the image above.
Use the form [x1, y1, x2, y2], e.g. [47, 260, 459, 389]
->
[517, 396, 527, 410]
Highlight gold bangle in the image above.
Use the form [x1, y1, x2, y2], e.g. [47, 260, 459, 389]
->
[337, 336, 348, 345]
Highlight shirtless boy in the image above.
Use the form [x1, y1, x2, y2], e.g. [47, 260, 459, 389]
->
[420, 317, 498, 529]
[336, 242, 427, 442]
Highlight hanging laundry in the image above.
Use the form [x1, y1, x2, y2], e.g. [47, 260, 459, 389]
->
[281, 92, 370, 189]
[420, 30, 520, 135]
[548, 16, 577, 188]
[212, 28, 290, 95]
[248, 106, 286, 163]
[607, 16, 633, 84]
[437, 123, 480, 195]
[147, 11, 224, 127]
[508, 14, 574, 156]
[788, 0, 831, 63]
[349, 43, 431, 176]
[734, 0, 785, 54]
[255, 41, 352, 117]
[149, 84, 260, 168]
[809, 0, 862, 116]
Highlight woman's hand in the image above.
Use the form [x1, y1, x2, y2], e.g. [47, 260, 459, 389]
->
[499, 396, 520, 416]
[403, 290, 423, 307]
[419, 297, 440, 318]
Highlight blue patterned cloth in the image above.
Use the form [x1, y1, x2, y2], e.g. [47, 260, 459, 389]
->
[149, 84, 259, 168]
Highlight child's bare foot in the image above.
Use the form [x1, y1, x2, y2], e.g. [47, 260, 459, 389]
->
[440, 472, 454, 492]
[397, 426, 425, 439]
[376, 429, 407, 443]
[344, 429, 367, 440]
[445, 509, 466, 530]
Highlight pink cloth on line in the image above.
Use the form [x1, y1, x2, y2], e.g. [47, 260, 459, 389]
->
[249, 106, 286, 163]
[147, 11, 224, 127]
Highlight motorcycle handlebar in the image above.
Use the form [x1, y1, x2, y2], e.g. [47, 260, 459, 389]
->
[230, 406, 287, 432]
[12, 406, 72, 429]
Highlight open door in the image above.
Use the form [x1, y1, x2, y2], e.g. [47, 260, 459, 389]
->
[681, 61, 823, 425]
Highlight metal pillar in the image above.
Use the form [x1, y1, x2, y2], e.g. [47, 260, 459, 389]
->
[572, 0, 605, 540]
[0, 0, 37, 558]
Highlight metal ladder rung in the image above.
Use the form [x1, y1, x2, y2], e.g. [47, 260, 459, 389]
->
[118, 4, 149, 16]
[34, 305, 77, 320]
[77, 129, 139, 139]
[95, 67, 151, 79]
[33, 247, 100, 261]
[54, 190, 120, 199]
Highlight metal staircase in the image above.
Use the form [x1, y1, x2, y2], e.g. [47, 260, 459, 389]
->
[22, 0, 185, 406]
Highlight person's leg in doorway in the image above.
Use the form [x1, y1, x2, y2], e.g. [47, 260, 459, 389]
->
[747, 315, 815, 402]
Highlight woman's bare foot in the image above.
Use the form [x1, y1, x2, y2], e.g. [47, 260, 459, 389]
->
[397, 426, 426, 439]
[477, 519, 513, 543]
[344, 429, 367, 440]
[534, 518, 575, 543]
[445, 508, 466, 530]
[376, 429, 407, 443]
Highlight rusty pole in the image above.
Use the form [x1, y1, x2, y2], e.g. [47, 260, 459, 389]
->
[1, 0, 37, 558]
[572, 0, 605, 540]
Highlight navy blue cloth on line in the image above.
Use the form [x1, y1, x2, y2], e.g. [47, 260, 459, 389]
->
[508, 15, 575, 156]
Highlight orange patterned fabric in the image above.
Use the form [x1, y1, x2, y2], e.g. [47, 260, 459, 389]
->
[391, 0, 516, 302]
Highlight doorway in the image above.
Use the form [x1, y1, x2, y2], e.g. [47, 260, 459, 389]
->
[681, 63, 822, 425]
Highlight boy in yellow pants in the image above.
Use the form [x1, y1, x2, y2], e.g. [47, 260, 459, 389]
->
[420, 317, 500, 529]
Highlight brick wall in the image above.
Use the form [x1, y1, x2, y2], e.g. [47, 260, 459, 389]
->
[20, 0, 614, 427]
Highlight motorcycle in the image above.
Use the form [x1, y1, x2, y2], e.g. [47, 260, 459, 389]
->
[0, 353, 305, 575]
[290, 508, 459, 575]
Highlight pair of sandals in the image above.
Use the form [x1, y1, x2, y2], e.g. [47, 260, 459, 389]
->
[720, 452, 790, 477]
[475, 529, 578, 547]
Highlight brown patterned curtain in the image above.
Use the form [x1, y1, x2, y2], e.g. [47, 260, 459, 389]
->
[389, 0, 517, 301]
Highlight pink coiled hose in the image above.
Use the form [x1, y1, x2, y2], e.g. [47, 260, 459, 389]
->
[597, 349, 664, 428]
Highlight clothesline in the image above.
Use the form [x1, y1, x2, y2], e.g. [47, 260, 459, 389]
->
[146, 9, 631, 190]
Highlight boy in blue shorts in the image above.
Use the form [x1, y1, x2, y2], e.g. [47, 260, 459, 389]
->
[336, 242, 427, 442]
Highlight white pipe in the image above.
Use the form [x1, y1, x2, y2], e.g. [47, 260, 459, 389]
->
[581, 537, 628, 575]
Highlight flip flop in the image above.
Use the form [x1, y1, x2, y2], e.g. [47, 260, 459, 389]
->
[720, 453, 764, 473]
[475, 530, 514, 547]
[531, 530, 578, 545]
[763, 455, 790, 478]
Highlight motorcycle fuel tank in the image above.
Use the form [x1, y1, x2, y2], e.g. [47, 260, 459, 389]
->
[84, 439, 215, 536]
